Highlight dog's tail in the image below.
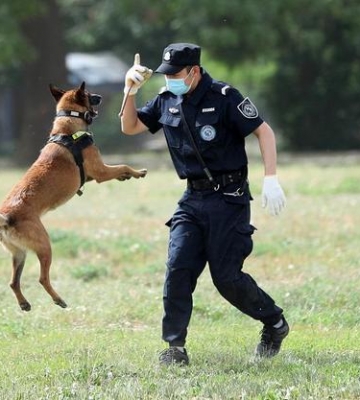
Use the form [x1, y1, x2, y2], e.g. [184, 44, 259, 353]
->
[0, 214, 9, 228]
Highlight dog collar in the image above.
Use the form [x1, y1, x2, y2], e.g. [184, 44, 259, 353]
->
[56, 110, 97, 125]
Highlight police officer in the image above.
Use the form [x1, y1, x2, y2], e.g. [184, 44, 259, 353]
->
[120, 43, 289, 366]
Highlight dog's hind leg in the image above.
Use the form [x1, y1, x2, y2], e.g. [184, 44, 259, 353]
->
[22, 218, 68, 309]
[37, 250, 67, 309]
[34, 229, 68, 309]
[9, 247, 31, 311]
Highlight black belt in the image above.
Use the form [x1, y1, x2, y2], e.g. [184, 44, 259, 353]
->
[187, 169, 246, 191]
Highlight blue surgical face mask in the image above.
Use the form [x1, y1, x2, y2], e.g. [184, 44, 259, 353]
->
[165, 69, 194, 96]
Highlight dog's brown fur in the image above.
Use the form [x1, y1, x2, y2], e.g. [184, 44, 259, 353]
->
[0, 82, 147, 311]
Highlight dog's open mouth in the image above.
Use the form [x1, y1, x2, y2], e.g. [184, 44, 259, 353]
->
[89, 93, 102, 119]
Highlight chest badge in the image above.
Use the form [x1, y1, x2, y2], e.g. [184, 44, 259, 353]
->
[169, 107, 179, 114]
[200, 125, 216, 141]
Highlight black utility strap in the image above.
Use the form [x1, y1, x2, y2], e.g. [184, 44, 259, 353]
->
[179, 103, 219, 190]
[48, 132, 94, 196]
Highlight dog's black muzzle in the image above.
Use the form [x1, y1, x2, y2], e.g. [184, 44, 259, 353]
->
[90, 94, 102, 106]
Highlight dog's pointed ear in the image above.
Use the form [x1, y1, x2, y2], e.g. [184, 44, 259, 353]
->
[74, 81, 87, 103]
[49, 84, 65, 102]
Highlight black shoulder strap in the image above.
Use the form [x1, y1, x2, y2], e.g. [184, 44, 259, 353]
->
[179, 104, 219, 190]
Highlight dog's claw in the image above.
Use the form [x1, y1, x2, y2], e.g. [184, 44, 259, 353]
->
[55, 299, 67, 308]
[20, 302, 31, 312]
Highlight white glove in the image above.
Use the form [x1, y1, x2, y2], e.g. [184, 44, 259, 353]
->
[124, 53, 152, 95]
[261, 175, 286, 216]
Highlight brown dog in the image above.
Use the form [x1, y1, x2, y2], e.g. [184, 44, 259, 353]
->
[0, 82, 147, 311]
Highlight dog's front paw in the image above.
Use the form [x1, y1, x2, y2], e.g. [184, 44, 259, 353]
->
[137, 168, 147, 178]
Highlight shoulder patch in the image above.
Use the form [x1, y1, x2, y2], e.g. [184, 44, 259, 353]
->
[237, 97, 258, 119]
[211, 82, 232, 96]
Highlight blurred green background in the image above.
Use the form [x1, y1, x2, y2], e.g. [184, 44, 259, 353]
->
[1, 0, 360, 165]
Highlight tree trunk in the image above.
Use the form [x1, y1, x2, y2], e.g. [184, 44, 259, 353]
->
[15, 0, 67, 166]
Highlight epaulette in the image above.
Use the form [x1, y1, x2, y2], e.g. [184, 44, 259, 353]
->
[158, 86, 168, 95]
[211, 81, 232, 96]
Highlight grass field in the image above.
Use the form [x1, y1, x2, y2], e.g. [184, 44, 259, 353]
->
[0, 150, 359, 399]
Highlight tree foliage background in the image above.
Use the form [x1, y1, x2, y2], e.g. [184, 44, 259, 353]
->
[0, 0, 359, 164]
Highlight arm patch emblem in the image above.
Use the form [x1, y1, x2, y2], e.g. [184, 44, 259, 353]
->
[237, 97, 258, 119]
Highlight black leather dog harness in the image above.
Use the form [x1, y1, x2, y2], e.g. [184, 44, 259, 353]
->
[47, 131, 94, 196]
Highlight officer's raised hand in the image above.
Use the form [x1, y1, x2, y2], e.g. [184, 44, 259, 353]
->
[124, 53, 153, 95]
[262, 175, 286, 216]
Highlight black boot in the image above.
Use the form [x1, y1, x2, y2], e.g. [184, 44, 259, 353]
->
[255, 316, 289, 358]
[159, 347, 189, 366]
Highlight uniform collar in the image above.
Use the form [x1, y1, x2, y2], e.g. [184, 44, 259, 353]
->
[182, 69, 212, 106]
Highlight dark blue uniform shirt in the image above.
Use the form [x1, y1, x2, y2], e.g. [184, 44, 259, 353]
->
[137, 70, 264, 180]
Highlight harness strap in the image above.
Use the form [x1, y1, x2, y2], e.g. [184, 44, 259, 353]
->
[47, 131, 94, 196]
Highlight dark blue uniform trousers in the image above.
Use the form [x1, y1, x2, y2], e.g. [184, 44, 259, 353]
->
[163, 186, 283, 346]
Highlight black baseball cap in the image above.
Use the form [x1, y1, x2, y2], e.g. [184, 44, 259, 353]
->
[155, 43, 201, 75]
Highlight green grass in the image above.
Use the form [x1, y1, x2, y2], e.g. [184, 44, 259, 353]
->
[0, 152, 359, 399]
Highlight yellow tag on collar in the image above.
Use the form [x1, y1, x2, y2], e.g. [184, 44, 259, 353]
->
[72, 131, 90, 140]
